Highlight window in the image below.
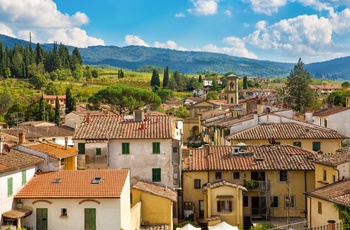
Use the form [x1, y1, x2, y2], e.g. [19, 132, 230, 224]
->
[194, 179, 201, 189]
[279, 171, 288, 182]
[293, 142, 302, 147]
[270, 196, 279, 208]
[217, 200, 232, 212]
[323, 170, 327, 181]
[312, 142, 321, 151]
[184, 202, 193, 210]
[274, 142, 281, 145]
[243, 196, 249, 207]
[122, 143, 130, 154]
[61, 208, 67, 217]
[233, 171, 241, 180]
[91, 177, 102, 184]
[78, 143, 85, 154]
[84, 208, 96, 230]
[22, 170, 27, 185]
[251, 171, 265, 181]
[215, 172, 223, 181]
[173, 146, 178, 153]
[318, 201, 322, 214]
[7, 177, 13, 196]
[152, 168, 161, 182]
[95, 148, 101, 156]
[324, 119, 328, 128]
[285, 195, 295, 208]
[152, 142, 160, 154]
[332, 175, 336, 183]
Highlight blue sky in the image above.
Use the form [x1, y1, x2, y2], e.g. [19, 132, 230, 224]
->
[1, 0, 350, 64]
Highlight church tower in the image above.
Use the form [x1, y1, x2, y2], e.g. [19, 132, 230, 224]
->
[226, 74, 239, 105]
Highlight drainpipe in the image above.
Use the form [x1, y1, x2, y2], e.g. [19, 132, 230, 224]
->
[304, 171, 307, 218]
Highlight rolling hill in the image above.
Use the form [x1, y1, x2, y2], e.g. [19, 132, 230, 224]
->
[1, 34, 349, 80]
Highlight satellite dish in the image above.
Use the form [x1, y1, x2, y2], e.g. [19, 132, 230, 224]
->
[3, 144, 11, 153]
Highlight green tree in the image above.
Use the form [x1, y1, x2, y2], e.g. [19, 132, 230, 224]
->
[166, 105, 190, 118]
[243, 76, 248, 89]
[284, 58, 317, 112]
[26, 96, 54, 122]
[156, 89, 173, 103]
[58, 43, 70, 69]
[72, 65, 83, 80]
[0, 89, 14, 115]
[29, 74, 48, 90]
[163, 66, 169, 88]
[70, 47, 82, 70]
[84, 66, 93, 80]
[35, 43, 44, 65]
[118, 69, 124, 79]
[89, 84, 161, 113]
[341, 81, 350, 89]
[150, 69, 160, 89]
[4, 67, 11, 78]
[4, 103, 26, 127]
[54, 96, 60, 125]
[328, 89, 348, 106]
[206, 91, 219, 100]
[198, 75, 203, 83]
[92, 69, 99, 78]
[45, 82, 58, 95]
[65, 86, 75, 114]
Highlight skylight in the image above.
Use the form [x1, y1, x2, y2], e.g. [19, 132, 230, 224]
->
[91, 177, 102, 184]
[52, 178, 61, 184]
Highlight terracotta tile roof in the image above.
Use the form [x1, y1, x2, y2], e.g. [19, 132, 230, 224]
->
[313, 106, 350, 116]
[313, 148, 350, 166]
[133, 181, 177, 202]
[0, 149, 44, 173]
[140, 224, 169, 230]
[305, 180, 350, 207]
[183, 145, 319, 171]
[1, 126, 74, 138]
[203, 114, 255, 128]
[73, 114, 174, 140]
[0, 133, 20, 146]
[202, 180, 247, 192]
[19, 142, 78, 159]
[226, 123, 347, 140]
[15, 169, 129, 198]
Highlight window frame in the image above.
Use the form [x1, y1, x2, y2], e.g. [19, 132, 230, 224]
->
[232, 171, 241, 181]
[122, 142, 130, 154]
[318, 201, 322, 214]
[323, 170, 327, 181]
[22, 170, 27, 185]
[194, 179, 201, 189]
[293, 142, 302, 147]
[284, 195, 296, 209]
[152, 142, 160, 154]
[184, 202, 193, 210]
[243, 196, 249, 208]
[279, 170, 288, 182]
[214, 172, 223, 181]
[312, 142, 321, 151]
[270, 196, 279, 208]
[217, 200, 232, 213]
[7, 177, 13, 196]
[95, 148, 101, 156]
[78, 143, 85, 154]
[152, 168, 161, 182]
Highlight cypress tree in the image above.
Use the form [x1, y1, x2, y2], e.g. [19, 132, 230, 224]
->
[150, 69, 160, 89]
[243, 76, 248, 89]
[163, 66, 169, 88]
[55, 96, 60, 125]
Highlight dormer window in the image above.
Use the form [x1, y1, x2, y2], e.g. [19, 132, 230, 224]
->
[91, 177, 102, 184]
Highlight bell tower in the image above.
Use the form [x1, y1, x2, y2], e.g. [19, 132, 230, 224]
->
[226, 74, 239, 105]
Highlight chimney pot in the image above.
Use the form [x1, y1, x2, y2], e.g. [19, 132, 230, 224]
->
[19, 132, 26, 144]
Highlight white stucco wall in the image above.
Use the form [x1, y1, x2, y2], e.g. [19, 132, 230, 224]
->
[337, 162, 350, 180]
[109, 139, 174, 187]
[0, 167, 37, 224]
[120, 172, 131, 230]
[314, 110, 350, 136]
[20, 198, 122, 230]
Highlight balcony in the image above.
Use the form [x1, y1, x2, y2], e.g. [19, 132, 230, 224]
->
[244, 180, 270, 191]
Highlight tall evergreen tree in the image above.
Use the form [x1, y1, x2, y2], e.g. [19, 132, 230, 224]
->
[198, 75, 203, 83]
[59, 43, 70, 69]
[243, 76, 248, 89]
[163, 66, 169, 88]
[54, 96, 60, 125]
[70, 47, 82, 70]
[285, 58, 317, 112]
[65, 86, 75, 114]
[150, 69, 160, 89]
[118, 69, 124, 79]
[35, 43, 44, 65]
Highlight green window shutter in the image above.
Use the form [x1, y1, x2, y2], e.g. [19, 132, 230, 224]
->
[85, 208, 96, 230]
[313, 142, 321, 151]
[22, 170, 27, 185]
[122, 143, 130, 154]
[152, 168, 161, 182]
[8, 177, 13, 196]
[153, 142, 160, 154]
[78, 143, 85, 154]
[95, 148, 101, 156]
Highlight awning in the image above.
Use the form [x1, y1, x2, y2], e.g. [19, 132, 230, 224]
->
[2, 209, 32, 219]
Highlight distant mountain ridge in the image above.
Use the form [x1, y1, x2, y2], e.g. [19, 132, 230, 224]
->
[0, 34, 349, 80]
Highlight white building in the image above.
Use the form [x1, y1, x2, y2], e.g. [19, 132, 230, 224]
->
[73, 111, 183, 188]
[15, 169, 131, 230]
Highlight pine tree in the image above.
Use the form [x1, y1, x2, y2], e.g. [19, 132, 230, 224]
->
[285, 58, 317, 112]
[150, 69, 160, 89]
[163, 66, 169, 88]
[55, 96, 60, 125]
[35, 43, 44, 65]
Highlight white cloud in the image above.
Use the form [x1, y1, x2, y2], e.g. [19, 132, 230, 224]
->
[188, 0, 218, 16]
[0, 23, 15, 37]
[329, 8, 350, 33]
[246, 0, 287, 15]
[224, 10, 232, 16]
[296, 0, 333, 11]
[175, 13, 186, 17]
[154, 40, 187, 51]
[124, 35, 150, 47]
[202, 37, 258, 59]
[0, 0, 103, 48]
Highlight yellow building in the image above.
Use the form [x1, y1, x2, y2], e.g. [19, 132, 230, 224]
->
[182, 144, 319, 229]
[312, 148, 350, 188]
[305, 179, 350, 228]
[132, 181, 177, 229]
[226, 123, 347, 153]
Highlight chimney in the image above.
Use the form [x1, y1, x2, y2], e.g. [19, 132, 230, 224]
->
[134, 110, 145, 122]
[64, 137, 68, 150]
[0, 135, 3, 154]
[86, 113, 90, 124]
[304, 108, 313, 123]
[19, 131, 26, 144]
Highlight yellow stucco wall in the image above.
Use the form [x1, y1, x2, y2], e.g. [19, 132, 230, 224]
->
[63, 156, 76, 170]
[314, 163, 338, 188]
[230, 139, 341, 153]
[183, 118, 201, 143]
[132, 189, 173, 227]
[183, 171, 208, 215]
[307, 197, 341, 228]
